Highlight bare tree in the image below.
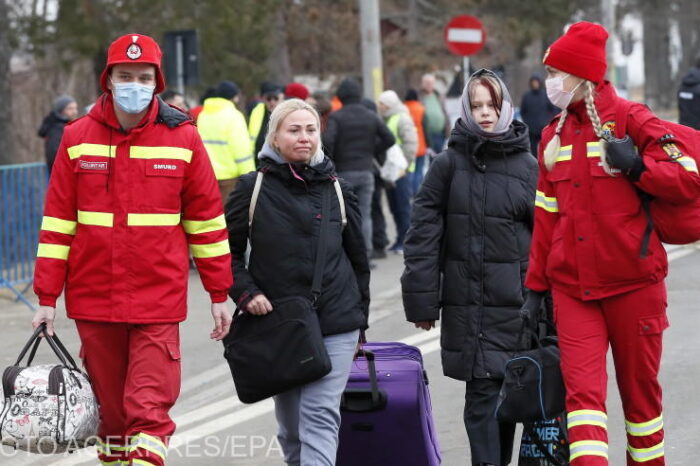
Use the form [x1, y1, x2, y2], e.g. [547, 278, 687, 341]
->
[0, 0, 14, 164]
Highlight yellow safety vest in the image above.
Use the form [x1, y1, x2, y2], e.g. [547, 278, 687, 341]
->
[387, 113, 415, 173]
[198, 98, 256, 180]
[248, 102, 266, 143]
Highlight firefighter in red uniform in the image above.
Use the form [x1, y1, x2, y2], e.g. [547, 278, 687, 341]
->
[31, 34, 233, 466]
[522, 22, 700, 466]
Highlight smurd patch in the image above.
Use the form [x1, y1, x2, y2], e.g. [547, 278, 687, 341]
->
[662, 142, 683, 160]
[602, 121, 616, 139]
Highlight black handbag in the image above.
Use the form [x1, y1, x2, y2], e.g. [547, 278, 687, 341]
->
[495, 315, 566, 423]
[222, 181, 335, 404]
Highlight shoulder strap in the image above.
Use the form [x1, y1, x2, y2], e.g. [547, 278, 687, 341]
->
[332, 179, 347, 229]
[312, 185, 333, 302]
[248, 171, 264, 232]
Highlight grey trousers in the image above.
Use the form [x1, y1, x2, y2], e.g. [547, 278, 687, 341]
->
[338, 170, 374, 255]
[274, 329, 360, 466]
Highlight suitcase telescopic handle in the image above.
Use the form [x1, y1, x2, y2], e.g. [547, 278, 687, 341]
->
[354, 349, 381, 408]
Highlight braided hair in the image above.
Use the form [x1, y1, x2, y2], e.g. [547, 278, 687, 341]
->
[543, 80, 614, 175]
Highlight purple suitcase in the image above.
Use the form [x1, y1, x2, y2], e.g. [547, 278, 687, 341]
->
[336, 342, 442, 465]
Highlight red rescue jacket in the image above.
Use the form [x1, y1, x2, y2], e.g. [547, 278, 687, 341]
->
[34, 94, 233, 323]
[525, 82, 700, 300]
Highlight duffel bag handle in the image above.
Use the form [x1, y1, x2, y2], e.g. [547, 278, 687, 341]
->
[14, 324, 48, 366]
[15, 323, 80, 371]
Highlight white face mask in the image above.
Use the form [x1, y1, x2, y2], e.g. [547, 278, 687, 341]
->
[546, 73, 582, 110]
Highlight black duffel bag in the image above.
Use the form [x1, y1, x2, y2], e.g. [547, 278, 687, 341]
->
[495, 315, 566, 423]
[223, 178, 336, 404]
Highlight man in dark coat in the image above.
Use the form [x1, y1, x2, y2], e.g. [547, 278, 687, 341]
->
[38, 95, 78, 174]
[520, 74, 559, 155]
[678, 55, 700, 129]
[322, 78, 395, 258]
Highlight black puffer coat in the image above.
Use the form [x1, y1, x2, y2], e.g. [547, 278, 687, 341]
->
[401, 119, 538, 381]
[322, 79, 395, 172]
[226, 154, 370, 336]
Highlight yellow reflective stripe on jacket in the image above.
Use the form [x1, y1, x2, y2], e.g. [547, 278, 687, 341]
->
[41, 216, 77, 235]
[78, 210, 114, 227]
[568, 409, 608, 429]
[127, 213, 181, 227]
[99, 461, 129, 466]
[190, 240, 230, 258]
[130, 433, 167, 460]
[675, 156, 699, 173]
[182, 214, 226, 235]
[569, 440, 608, 461]
[248, 102, 266, 140]
[627, 441, 664, 462]
[130, 146, 193, 163]
[67, 143, 117, 160]
[535, 190, 559, 213]
[37, 243, 70, 260]
[556, 145, 572, 162]
[625, 415, 663, 437]
[586, 141, 602, 158]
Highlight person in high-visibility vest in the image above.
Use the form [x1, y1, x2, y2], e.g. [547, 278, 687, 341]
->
[248, 81, 284, 159]
[404, 89, 429, 194]
[377, 90, 418, 254]
[198, 80, 256, 204]
[31, 33, 232, 466]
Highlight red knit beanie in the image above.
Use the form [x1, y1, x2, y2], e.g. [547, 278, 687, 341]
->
[285, 82, 310, 101]
[100, 33, 166, 94]
[543, 21, 608, 83]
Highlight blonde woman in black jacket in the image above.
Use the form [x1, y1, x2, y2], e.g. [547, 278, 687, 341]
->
[226, 99, 370, 466]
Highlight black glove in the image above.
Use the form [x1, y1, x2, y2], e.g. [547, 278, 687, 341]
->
[520, 290, 545, 321]
[605, 135, 646, 181]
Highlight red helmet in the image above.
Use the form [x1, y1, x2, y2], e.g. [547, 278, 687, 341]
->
[100, 33, 166, 94]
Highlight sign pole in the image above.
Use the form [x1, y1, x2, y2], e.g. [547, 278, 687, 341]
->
[175, 35, 185, 95]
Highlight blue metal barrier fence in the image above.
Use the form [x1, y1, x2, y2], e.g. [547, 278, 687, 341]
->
[0, 163, 48, 310]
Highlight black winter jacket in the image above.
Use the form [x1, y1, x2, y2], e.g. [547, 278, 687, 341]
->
[322, 79, 395, 172]
[678, 67, 700, 130]
[401, 119, 538, 382]
[520, 75, 559, 138]
[38, 112, 69, 173]
[226, 155, 370, 336]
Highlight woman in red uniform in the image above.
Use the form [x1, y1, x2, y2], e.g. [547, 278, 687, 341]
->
[523, 22, 700, 466]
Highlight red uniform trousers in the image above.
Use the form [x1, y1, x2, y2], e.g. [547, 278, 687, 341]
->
[76, 320, 181, 466]
[552, 282, 668, 466]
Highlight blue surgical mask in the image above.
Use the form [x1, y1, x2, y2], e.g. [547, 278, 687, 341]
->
[111, 81, 155, 114]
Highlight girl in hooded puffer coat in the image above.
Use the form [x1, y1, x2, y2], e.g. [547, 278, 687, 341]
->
[402, 69, 538, 466]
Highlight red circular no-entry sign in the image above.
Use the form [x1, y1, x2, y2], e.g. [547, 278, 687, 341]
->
[444, 15, 486, 57]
